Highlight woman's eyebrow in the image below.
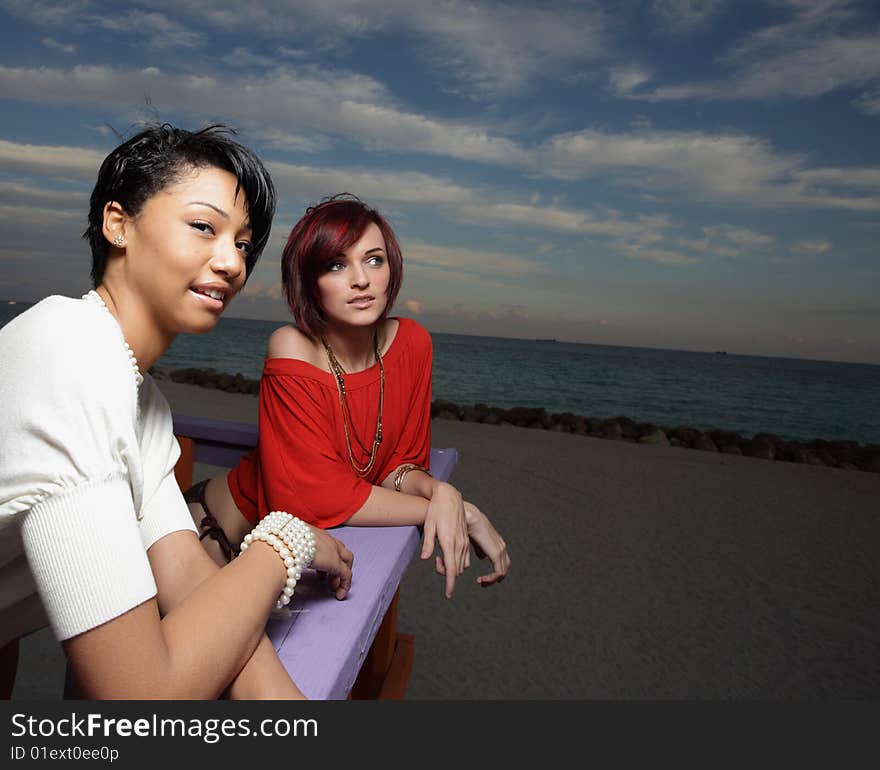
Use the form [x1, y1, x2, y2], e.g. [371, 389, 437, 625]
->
[364, 246, 385, 254]
[188, 201, 229, 219]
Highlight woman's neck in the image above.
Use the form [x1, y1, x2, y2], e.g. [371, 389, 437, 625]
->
[321, 322, 382, 374]
[95, 284, 173, 374]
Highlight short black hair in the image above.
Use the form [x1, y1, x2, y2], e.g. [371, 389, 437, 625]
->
[84, 123, 275, 286]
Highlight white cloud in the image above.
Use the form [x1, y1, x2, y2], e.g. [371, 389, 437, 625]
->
[672, 224, 775, 260]
[0, 64, 524, 166]
[267, 161, 478, 208]
[41, 36, 76, 54]
[98, 10, 204, 48]
[0, 181, 88, 209]
[854, 88, 880, 114]
[0, 137, 104, 180]
[791, 239, 832, 254]
[651, 0, 721, 32]
[537, 128, 880, 210]
[401, 1, 608, 97]
[795, 166, 880, 193]
[134, 0, 609, 97]
[702, 225, 775, 249]
[2, 1, 204, 48]
[607, 66, 653, 95]
[636, 1, 880, 105]
[538, 128, 802, 197]
[403, 240, 545, 279]
[613, 239, 699, 266]
[457, 201, 671, 240]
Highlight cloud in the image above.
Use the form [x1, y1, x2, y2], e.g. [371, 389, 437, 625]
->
[651, 0, 721, 33]
[267, 160, 478, 209]
[1, 61, 878, 211]
[703, 225, 775, 249]
[538, 128, 802, 197]
[607, 66, 653, 95]
[403, 240, 545, 279]
[0, 181, 88, 209]
[457, 200, 671, 240]
[399, 1, 609, 97]
[41, 36, 76, 54]
[854, 88, 880, 114]
[0, 137, 104, 180]
[2, 1, 204, 49]
[613, 239, 699, 266]
[791, 239, 832, 254]
[0, 63, 525, 166]
[537, 128, 880, 210]
[98, 10, 204, 48]
[131, 0, 609, 98]
[635, 1, 880, 105]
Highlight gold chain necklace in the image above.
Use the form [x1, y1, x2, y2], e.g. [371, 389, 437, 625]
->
[321, 332, 384, 477]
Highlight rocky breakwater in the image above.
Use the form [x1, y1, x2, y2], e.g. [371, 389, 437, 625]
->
[430, 399, 880, 474]
[151, 367, 880, 474]
[150, 366, 260, 396]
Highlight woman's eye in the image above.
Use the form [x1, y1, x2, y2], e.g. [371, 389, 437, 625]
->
[237, 241, 253, 256]
[326, 261, 345, 272]
[190, 221, 214, 235]
[367, 255, 385, 267]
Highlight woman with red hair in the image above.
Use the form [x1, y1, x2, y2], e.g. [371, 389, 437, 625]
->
[186, 194, 509, 598]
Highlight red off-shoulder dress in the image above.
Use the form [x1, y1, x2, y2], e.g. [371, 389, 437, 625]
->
[227, 318, 432, 528]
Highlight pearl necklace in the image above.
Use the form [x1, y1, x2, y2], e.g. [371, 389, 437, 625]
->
[82, 290, 144, 387]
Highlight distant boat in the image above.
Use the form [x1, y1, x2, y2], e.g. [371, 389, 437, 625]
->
[714, 350, 727, 355]
[6, 300, 16, 305]
[535, 338, 558, 343]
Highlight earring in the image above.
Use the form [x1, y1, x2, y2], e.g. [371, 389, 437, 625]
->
[113, 235, 125, 248]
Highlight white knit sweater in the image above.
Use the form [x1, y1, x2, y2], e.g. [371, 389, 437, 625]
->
[0, 294, 197, 647]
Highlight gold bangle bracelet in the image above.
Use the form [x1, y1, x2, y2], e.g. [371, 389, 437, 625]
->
[393, 463, 430, 492]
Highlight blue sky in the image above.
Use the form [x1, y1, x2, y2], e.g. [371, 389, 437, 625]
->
[0, 0, 878, 363]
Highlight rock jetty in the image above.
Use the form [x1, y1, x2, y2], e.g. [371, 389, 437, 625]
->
[150, 366, 880, 474]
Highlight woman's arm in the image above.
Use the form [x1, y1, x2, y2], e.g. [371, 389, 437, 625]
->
[344, 475, 468, 599]
[63, 536, 288, 699]
[64, 523, 353, 700]
[367, 470, 510, 591]
[147, 529, 306, 700]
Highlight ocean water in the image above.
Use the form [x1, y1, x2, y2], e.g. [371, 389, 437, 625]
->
[3, 301, 879, 445]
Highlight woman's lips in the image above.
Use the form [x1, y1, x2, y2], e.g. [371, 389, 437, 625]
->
[189, 287, 225, 312]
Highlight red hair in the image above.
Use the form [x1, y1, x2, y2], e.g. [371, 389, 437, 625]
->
[281, 194, 403, 338]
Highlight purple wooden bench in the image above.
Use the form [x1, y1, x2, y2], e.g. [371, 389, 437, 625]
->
[172, 414, 458, 700]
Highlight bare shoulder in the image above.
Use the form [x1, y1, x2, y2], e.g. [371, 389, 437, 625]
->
[267, 324, 321, 365]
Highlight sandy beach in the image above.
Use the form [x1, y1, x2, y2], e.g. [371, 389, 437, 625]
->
[12, 380, 880, 699]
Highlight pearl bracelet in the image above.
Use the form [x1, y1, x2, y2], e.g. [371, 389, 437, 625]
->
[239, 511, 316, 609]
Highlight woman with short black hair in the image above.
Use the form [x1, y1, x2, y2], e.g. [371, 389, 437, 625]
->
[0, 124, 353, 699]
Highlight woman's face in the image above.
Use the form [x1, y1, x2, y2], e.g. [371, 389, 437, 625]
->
[117, 165, 251, 337]
[316, 221, 390, 332]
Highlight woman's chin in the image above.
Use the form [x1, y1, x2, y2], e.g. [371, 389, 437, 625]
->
[182, 313, 223, 336]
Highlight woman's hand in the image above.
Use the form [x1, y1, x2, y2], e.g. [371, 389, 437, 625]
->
[422, 481, 470, 599]
[308, 526, 354, 600]
[462, 502, 510, 587]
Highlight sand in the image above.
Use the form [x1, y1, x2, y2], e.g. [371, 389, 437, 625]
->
[11, 381, 880, 699]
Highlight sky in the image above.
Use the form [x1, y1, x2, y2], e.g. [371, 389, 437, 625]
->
[0, 0, 878, 364]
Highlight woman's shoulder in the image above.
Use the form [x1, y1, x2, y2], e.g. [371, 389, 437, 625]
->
[1, 295, 124, 380]
[267, 324, 322, 366]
